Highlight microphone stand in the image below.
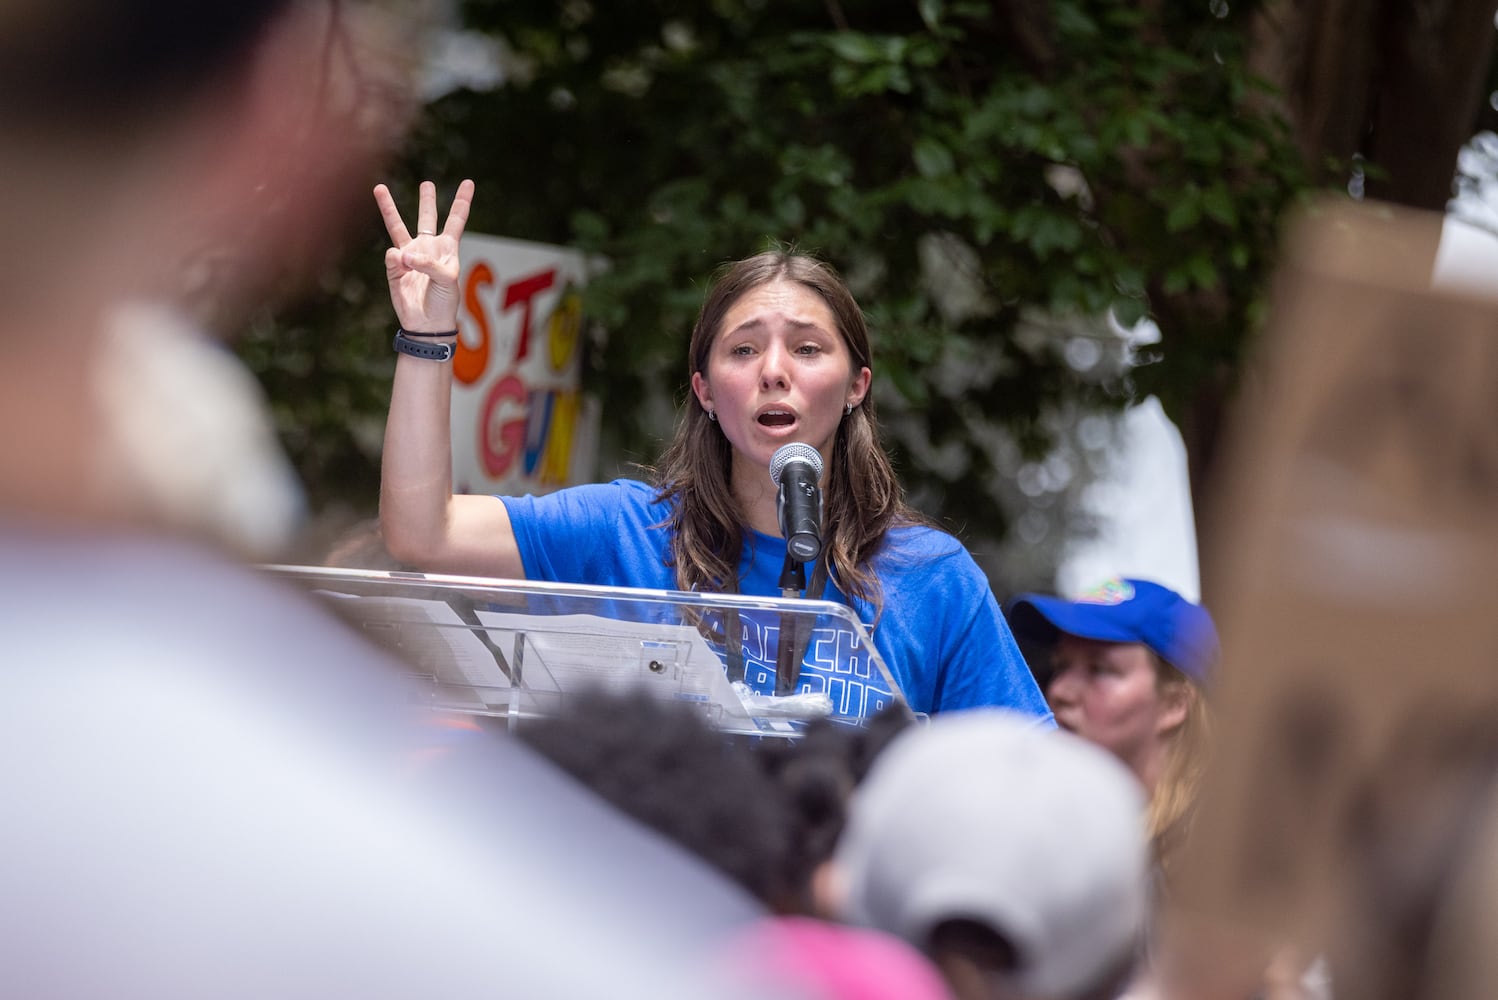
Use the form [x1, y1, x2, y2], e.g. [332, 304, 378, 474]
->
[775, 553, 808, 695]
[777, 553, 807, 596]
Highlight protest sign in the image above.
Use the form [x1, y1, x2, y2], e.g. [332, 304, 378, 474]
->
[451, 234, 601, 495]
[1168, 200, 1498, 998]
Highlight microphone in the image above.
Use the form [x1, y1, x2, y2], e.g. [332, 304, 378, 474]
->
[770, 442, 824, 563]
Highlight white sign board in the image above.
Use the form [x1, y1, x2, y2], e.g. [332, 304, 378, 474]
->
[450, 233, 600, 496]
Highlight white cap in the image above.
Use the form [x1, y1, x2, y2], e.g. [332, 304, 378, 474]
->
[834, 710, 1149, 999]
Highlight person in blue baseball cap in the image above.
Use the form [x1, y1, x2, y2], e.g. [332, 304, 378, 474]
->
[1006, 578, 1218, 876]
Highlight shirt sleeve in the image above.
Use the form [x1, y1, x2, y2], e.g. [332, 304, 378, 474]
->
[935, 579, 1055, 723]
[871, 527, 1054, 721]
[500, 482, 627, 582]
[498, 480, 673, 587]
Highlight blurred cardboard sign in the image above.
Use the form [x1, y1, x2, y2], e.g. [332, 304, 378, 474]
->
[450, 233, 602, 497]
[1171, 200, 1498, 993]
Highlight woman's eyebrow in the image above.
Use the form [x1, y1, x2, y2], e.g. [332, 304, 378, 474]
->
[725, 316, 829, 337]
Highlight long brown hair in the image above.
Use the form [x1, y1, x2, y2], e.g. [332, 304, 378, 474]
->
[651, 250, 919, 607]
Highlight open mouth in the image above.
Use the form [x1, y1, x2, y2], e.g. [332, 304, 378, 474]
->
[757, 409, 795, 427]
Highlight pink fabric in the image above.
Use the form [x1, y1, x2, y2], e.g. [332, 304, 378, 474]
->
[723, 916, 952, 1000]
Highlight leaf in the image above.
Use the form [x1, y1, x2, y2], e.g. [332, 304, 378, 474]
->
[885, 360, 930, 404]
[913, 137, 956, 178]
[1123, 114, 1153, 148]
[1028, 213, 1083, 258]
[1187, 255, 1220, 291]
[1165, 198, 1200, 232]
[1200, 184, 1237, 226]
[1112, 295, 1149, 328]
[570, 209, 610, 246]
[825, 32, 887, 64]
[1016, 85, 1054, 117]
[776, 193, 806, 227]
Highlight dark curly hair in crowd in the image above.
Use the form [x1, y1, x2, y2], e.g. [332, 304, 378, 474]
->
[749, 705, 914, 905]
[513, 688, 806, 911]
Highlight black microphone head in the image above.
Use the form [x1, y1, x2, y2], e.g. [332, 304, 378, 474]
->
[769, 442, 823, 487]
[771, 443, 824, 564]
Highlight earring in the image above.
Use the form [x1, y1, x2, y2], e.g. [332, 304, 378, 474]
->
[707, 408, 717, 422]
[845, 403, 854, 416]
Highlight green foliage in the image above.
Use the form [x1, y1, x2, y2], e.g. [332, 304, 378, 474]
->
[240, 0, 1312, 544]
[234, 239, 399, 516]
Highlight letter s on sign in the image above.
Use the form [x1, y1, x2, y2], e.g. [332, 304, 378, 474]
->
[456, 261, 494, 386]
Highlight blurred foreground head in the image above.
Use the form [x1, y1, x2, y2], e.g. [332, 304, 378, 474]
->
[0, 536, 764, 999]
[0, 0, 415, 550]
[0, 7, 775, 997]
[829, 710, 1149, 1000]
[0, 0, 412, 321]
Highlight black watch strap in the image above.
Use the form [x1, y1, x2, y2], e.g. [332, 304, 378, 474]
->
[393, 330, 455, 362]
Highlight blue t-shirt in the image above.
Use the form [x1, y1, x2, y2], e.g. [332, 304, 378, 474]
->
[501, 480, 1052, 720]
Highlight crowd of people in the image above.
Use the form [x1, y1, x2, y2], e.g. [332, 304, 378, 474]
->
[367, 171, 1229, 996]
[6, 1, 1491, 999]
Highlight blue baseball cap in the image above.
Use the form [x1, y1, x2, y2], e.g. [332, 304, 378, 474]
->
[1007, 578, 1219, 685]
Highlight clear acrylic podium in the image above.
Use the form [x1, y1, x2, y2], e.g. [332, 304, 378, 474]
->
[262, 565, 915, 737]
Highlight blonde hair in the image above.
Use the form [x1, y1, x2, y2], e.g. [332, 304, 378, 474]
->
[1145, 655, 1212, 877]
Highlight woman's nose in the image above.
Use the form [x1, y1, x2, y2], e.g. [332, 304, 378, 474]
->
[759, 343, 790, 390]
[1046, 664, 1079, 705]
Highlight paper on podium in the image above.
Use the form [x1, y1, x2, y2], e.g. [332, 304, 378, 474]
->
[317, 591, 799, 728]
[316, 593, 513, 710]
[471, 609, 756, 722]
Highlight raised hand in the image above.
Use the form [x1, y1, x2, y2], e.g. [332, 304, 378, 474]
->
[372, 179, 474, 333]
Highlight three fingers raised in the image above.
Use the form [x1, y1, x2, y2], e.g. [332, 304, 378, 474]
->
[373, 179, 475, 248]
